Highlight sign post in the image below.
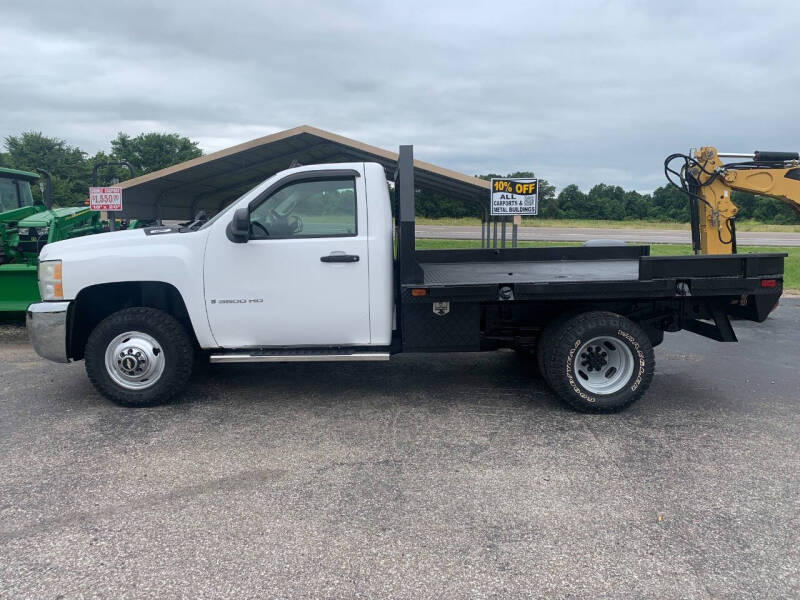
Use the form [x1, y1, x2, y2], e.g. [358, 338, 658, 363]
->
[512, 214, 522, 246]
[490, 178, 538, 248]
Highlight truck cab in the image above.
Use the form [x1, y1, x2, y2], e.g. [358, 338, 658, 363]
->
[0, 167, 39, 264]
[26, 147, 786, 413]
[203, 162, 393, 348]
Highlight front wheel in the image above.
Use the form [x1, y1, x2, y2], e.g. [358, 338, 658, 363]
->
[85, 307, 194, 407]
[543, 311, 654, 413]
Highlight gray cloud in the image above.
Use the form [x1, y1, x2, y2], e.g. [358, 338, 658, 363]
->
[2, 0, 799, 192]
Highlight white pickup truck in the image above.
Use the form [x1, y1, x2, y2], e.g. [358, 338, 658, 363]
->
[27, 146, 785, 412]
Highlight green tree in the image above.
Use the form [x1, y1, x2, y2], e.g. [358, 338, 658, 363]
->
[110, 132, 202, 175]
[0, 132, 91, 205]
[649, 184, 690, 221]
[88, 150, 138, 188]
[535, 179, 558, 218]
[587, 184, 626, 220]
[731, 190, 757, 220]
[622, 190, 651, 220]
[557, 184, 591, 218]
[752, 196, 799, 224]
[415, 190, 478, 218]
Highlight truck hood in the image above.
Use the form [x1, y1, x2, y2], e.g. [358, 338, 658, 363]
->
[39, 228, 148, 261]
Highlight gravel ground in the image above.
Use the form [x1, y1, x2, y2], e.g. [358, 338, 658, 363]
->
[1, 303, 798, 599]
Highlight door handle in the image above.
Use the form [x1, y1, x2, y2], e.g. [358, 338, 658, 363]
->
[321, 254, 360, 263]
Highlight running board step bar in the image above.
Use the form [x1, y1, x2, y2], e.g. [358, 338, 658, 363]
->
[209, 350, 391, 364]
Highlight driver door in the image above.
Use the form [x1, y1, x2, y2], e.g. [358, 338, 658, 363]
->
[203, 168, 371, 348]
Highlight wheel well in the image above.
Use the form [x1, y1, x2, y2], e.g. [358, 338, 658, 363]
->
[69, 282, 194, 360]
[483, 300, 670, 349]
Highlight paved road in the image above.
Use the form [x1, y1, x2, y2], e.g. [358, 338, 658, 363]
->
[1, 304, 799, 598]
[417, 225, 800, 246]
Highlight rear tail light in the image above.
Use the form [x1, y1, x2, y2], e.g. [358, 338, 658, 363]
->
[760, 279, 777, 288]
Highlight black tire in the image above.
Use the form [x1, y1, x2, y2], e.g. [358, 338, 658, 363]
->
[536, 312, 576, 388]
[543, 311, 654, 413]
[85, 307, 194, 407]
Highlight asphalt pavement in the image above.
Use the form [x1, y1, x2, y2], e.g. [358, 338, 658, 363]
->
[416, 225, 800, 246]
[1, 303, 799, 598]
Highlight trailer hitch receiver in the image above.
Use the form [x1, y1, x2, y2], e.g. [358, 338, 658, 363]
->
[499, 285, 514, 301]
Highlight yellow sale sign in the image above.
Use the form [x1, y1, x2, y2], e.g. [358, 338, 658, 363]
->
[490, 178, 538, 216]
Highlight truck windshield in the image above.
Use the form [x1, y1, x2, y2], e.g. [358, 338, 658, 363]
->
[199, 196, 240, 230]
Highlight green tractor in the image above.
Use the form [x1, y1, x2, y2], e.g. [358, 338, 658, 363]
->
[0, 166, 105, 311]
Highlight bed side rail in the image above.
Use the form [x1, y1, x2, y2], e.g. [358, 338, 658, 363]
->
[639, 253, 786, 280]
[416, 245, 650, 264]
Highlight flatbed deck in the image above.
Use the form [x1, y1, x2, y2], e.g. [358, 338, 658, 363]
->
[412, 246, 647, 294]
[421, 259, 640, 285]
[406, 246, 785, 295]
[397, 246, 786, 317]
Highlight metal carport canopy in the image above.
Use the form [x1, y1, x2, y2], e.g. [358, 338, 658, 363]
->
[118, 125, 490, 221]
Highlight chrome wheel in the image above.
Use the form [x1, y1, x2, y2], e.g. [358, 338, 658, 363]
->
[573, 335, 634, 395]
[104, 331, 165, 390]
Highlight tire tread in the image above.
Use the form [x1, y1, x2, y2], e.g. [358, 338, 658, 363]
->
[543, 311, 654, 413]
[85, 307, 193, 407]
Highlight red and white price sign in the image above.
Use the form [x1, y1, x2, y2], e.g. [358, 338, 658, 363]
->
[89, 187, 123, 211]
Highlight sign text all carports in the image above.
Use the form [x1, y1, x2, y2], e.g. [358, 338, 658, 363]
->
[490, 178, 538, 216]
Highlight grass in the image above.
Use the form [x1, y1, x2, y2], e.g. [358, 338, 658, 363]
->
[415, 239, 799, 292]
[415, 217, 800, 232]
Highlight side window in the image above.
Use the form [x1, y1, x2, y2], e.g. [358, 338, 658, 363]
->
[0, 179, 19, 212]
[18, 181, 34, 208]
[249, 177, 356, 239]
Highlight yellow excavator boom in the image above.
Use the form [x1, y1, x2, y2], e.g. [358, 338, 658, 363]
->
[665, 147, 800, 254]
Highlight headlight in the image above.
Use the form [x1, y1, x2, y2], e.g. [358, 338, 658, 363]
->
[18, 227, 29, 236]
[35, 227, 50, 237]
[38, 260, 63, 301]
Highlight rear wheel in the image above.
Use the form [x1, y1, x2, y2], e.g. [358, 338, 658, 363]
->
[543, 311, 654, 413]
[536, 312, 575, 387]
[85, 307, 194, 407]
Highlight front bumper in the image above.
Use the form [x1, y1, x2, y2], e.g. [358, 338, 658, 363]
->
[26, 301, 71, 363]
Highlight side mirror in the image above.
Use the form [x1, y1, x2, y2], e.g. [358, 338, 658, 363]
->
[226, 207, 250, 243]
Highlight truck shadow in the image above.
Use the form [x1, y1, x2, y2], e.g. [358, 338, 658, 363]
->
[180, 350, 568, 413]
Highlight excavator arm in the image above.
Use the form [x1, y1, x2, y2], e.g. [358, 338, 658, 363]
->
[665, 147, 800, 254]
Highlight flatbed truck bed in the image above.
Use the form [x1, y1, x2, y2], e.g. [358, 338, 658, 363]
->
[406, 246, 783, 301]
[392, 145, 785, 410]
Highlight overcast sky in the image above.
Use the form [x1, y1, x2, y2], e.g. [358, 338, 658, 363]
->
[2, 1, 799, 192]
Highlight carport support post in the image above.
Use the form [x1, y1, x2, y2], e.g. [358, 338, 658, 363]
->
[486, 209, 491, 248]
[512, 215, 520, 248]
